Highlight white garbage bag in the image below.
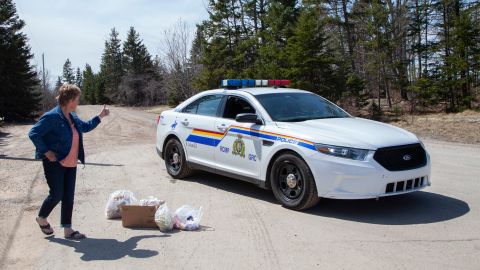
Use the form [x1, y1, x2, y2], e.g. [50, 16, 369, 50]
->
[173, 205, 203, 231]
[105, 190, 137, 219]
[139, 196, 164, 207]
[155, 203, 174, 232]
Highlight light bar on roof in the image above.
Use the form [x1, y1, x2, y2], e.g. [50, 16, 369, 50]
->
[221, 79, 291, 88]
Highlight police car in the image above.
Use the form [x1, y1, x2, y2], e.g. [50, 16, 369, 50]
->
[156, 79, 431, 210]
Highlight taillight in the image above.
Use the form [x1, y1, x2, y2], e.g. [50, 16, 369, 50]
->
[157, 115, 161, 125]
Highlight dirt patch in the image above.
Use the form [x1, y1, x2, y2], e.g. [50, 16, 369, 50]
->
[388, 110, 480, 144]
[139, 105, 172, 115]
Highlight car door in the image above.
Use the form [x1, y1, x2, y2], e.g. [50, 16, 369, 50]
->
[214, 95, 264, 179]
[176, 94, 223, 168]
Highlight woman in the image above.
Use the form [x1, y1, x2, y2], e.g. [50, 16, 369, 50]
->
[28, 84, 110, 239]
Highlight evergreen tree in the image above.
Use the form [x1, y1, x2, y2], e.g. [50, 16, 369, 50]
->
[94, 71, 106, 104]
[446, 0, 479, 109]
[285, 7, 339, 99]
[120, 26, 154, 105]
[123, 27, 153, 75]
[55, 76, 62, 90]
[257, 0, 298, 78]
[75, 67, 83, 88]
[189, 0, 480, 113]
[192, 0, 300, 89]
[82, 64, 96, 104]
[0, 0, 41, 120]
[190, 25, 208, 90]
[191, 20, 229, 90]
[62, 58, 75, 84]
[428, 0, 480, 111]
[100, 28, 123, 103]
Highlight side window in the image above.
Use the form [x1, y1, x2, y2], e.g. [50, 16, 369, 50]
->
[223, 96, 256, 119]
[183, 102, 198, 114]
[182, 94, 222, 117]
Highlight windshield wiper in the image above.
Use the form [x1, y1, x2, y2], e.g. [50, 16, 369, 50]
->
[281, 117, 312, 122]
[310, 116, 346, 120]
[280, 115, 348, 122]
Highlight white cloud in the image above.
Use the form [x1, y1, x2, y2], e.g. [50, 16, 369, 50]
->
[15, 0, 209, 84]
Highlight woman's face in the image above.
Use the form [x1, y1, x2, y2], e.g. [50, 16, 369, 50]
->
[66, 96, 80, 112]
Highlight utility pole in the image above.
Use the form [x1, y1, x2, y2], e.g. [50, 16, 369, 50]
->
[42, 53, 46, 91]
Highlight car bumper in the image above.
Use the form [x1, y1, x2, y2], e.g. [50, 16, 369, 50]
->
[305, 151, 431, 199]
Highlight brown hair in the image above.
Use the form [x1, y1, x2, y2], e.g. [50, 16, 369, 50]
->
[57, 84, 81, 106]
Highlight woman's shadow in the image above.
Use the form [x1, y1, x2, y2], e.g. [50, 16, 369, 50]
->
[47, 235, 167, 261]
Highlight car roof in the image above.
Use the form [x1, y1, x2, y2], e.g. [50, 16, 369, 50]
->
[204, 87, 312, 96]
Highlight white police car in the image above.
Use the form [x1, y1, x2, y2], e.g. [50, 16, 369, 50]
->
[156, 79, 431, 210]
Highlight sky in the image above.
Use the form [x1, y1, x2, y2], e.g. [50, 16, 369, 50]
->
[15, 0, 209, 84]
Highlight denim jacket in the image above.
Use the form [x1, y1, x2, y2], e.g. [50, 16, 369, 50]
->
[28, 105, 101, 164]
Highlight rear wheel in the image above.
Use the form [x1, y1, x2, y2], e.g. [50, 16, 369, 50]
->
[270, 153, 320, 210]
[164, 139, 193, 179]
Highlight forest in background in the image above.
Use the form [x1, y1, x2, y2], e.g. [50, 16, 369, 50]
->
[1, 0, 480, 121]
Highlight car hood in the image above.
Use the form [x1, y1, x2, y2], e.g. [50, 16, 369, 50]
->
[275, 117, 419, 150]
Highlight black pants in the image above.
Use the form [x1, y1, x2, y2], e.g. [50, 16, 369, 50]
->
[38, 159, 77, 228]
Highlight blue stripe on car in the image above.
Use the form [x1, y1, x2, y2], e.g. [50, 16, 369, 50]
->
[186, 129, 315, 150]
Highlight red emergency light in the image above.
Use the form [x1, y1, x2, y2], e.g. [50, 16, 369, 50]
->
[268, 80, 291, 87]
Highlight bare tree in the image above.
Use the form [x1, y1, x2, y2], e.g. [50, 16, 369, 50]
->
[37, 69, 57, 112]
[159, 19, 198, 104]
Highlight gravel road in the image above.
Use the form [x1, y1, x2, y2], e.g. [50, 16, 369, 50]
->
[0, 105, 479, 270]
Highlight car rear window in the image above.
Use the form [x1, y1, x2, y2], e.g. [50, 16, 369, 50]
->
[183, 94, 223, 117]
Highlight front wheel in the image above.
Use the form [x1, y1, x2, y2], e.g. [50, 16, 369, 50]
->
[164, 139, 193, 179]
[270, 153, 320, 210]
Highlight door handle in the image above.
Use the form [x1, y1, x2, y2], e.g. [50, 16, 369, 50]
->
[217, 124, 227, 131]
[181, 119, 189, 126]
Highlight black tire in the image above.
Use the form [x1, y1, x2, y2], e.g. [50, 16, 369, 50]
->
[164, 139, 193, 179]
[270, 153, 320, 210]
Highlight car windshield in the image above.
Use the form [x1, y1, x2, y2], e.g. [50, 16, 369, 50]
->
[255, 92, 350, 122]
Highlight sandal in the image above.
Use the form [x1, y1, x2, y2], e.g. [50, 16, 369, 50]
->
[65, 231, 86, 240]
[36, 218, 54, 235]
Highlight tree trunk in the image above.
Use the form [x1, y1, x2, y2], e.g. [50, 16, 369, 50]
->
[443, 1, 455, 110]
[416, 0, 422, 77]
[341, 0, 355, 71]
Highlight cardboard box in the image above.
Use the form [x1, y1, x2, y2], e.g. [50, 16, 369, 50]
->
[120, 205, 158, 228]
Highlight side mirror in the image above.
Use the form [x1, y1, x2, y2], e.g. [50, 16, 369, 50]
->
[235, 113, 263, 125]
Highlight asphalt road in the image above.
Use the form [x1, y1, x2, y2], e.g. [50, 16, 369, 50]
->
[0, 105, 479, 270]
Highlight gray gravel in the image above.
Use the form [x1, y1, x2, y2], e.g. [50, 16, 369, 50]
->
[0, 105, 479, 270]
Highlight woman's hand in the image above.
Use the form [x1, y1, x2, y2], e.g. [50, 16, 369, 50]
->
[98, 104, 110, 119]
[44, 151, 57, 162]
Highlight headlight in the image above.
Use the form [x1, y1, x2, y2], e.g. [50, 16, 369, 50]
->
[315, 143, 369, 161]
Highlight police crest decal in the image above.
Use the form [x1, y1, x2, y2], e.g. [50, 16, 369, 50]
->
[232, 134, 245, 158]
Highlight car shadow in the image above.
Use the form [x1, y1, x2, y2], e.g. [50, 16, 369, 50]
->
[306, 192, 470, 225]
[46, 235, 165, 261]
[187, 171, 277, 204]
[187, 171, 470, 225]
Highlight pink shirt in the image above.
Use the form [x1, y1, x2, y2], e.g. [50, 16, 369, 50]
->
[60, 122, 79, 167]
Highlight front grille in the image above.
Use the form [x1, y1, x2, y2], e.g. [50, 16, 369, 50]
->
[373, 143, 427, 171]
[385, 176, 427, 194]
